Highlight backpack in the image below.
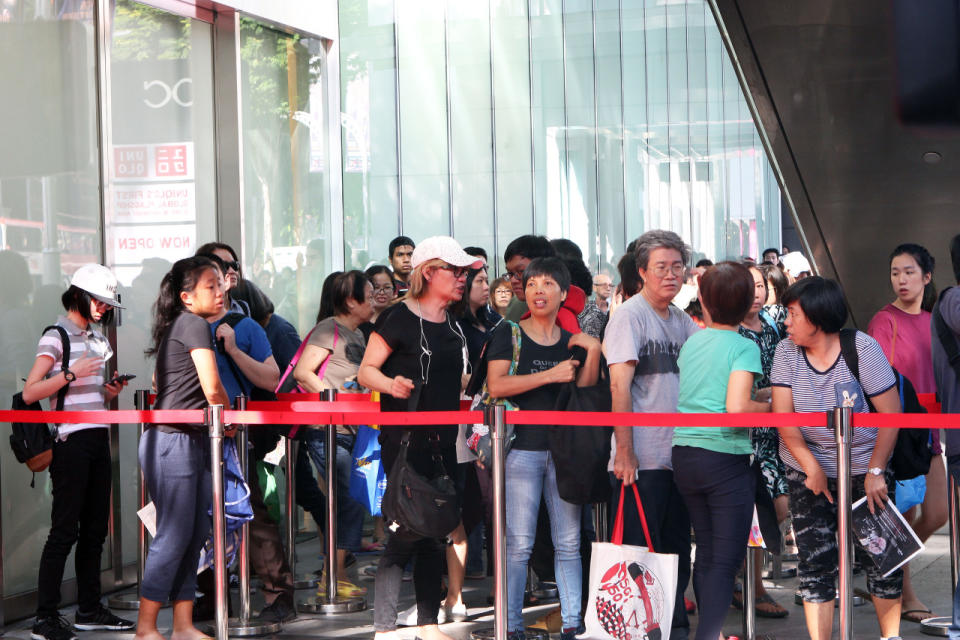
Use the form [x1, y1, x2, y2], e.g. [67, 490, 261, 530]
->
[933, 287, 960, 381]
[9, 325, 71, 485]
[839, 328, 931, 481]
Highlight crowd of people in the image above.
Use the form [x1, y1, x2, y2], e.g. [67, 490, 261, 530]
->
[18, 229, 960, 640]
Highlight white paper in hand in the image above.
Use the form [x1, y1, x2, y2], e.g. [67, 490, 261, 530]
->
[138, 501, 157, 538]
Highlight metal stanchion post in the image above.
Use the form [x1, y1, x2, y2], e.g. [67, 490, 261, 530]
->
[472, 404, 547, 640]
[300, 389, 365, 613]
[594, 501, 609, 543]
[921, 468, 959, 636]
[209, 405, 229, 640]
[109, 390, 152, 610]
[285, 434, 319, 590]
[743, 547, 756, 640]
[834, 407, 854, 640]
[228, 396, 281, 636]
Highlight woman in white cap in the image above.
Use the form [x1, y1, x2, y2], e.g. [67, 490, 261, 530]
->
[21, 264, 134, 640]
[359, 236, 482, 640]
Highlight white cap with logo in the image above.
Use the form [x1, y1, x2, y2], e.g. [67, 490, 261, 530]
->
[411, 236, 484, 270]
[70, 264, 124, 309]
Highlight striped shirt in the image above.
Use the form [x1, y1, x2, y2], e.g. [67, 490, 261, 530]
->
[770, 331, 896, 477]
[36, 315, 113, 438]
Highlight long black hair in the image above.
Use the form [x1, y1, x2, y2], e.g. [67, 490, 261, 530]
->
[146, 256, 218, 356]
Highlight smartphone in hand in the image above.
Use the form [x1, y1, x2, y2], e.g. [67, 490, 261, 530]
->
[104, 374, 136, 387]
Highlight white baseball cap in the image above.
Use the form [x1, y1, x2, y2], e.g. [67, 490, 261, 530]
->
[411, 236, 484, 270]
[70, 264, 124, 308]
[780, 251, 812, 277]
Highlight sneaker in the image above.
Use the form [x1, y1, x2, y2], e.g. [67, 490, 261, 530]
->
[559, 623, 586, 640]
[397, 603, 419, 626]
[258, 597, 297, 624]
[507, 631, 526, 640]
[444, 602, 468, 622]
[32, 616, 78, 640]
[73, 606, 135, 631]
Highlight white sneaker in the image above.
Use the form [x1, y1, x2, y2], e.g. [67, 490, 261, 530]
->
[445, 602, 468, 622]
[397, 602, 451, 626]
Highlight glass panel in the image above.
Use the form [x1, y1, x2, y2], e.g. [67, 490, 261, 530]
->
[596, 0, 624, 274]
[239, 19, 331, 334]
[448, 0, 495, 253]
[397, 0, 449, 241]
[0, 3, 102, 596]
[530, 0, 565, 236]
[340, 0, 400, 270]
[106, 0, 218, 570]
[622, 0, 648, 244]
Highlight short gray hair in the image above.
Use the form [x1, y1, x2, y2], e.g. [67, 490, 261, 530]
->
[632, 230, 691, 271]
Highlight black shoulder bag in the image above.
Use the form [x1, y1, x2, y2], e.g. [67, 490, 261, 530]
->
[9, 325, 71, 485]
[839, 328, 930, 481]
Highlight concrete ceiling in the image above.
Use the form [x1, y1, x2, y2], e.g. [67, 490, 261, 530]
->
[708, 0, 960, 327]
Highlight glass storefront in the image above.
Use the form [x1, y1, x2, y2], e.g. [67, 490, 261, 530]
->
[339, 0, 782, 275]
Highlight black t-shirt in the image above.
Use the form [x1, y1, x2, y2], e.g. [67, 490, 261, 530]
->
[374, 302, 464, 449]
[154, 311, 216, 432]
[487, 321, 572, 450]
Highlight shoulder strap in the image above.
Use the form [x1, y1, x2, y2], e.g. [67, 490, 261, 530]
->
[934, 287, 960, 378]
[508, 321, 522, 376]
[43, 325, 72, 410]
[274, 326, 314, 393]
[759, 309, 780, 339]
[839, 328, 879, 412]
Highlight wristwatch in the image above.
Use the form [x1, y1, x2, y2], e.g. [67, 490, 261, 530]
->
[63, 369, 76, 383]
[867, 467, 884, 476]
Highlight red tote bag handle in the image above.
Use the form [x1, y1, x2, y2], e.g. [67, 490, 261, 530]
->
[611, 482, 654, 552]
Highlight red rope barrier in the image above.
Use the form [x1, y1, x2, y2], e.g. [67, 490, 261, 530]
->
[0, 405, 955, 428]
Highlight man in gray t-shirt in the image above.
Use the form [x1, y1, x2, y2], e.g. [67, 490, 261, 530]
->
[602, 230, 698, 640]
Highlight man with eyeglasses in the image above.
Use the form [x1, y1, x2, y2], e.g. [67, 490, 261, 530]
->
[601, 230, 700, 640]
[502, 235, 556, 322]
[388, 236, 416, 297]
[577, 272, 613, 339]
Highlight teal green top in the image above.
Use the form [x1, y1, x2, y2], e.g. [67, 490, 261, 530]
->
[673, 328, 762, 455]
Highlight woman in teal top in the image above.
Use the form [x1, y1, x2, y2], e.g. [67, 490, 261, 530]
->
[672, 262, 770, 640]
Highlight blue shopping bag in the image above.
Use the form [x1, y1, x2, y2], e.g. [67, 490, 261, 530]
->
[199, 438, 254, 571]
[350, 424, 387, 516]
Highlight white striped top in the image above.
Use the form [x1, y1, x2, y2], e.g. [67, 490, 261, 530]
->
[770, 331, 896, 477]
[36, 315, 113, 438]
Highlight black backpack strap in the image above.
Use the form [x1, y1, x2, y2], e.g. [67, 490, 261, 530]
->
[838, 328, 875, 412]
[42, 325, 72, 411]
[934, 287, 960, 379]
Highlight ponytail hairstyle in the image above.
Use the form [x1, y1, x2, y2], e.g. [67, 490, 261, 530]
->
[146, 256, 218, 356]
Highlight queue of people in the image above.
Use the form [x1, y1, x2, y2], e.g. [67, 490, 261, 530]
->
[18, 230, 960, 640]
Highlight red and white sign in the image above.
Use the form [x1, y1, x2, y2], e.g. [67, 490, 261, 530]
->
[113, 142, 195, 182]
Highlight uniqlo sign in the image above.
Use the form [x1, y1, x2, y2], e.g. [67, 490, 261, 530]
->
[113, 142, 194, 182]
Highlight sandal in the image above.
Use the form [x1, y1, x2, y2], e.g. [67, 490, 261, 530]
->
[902, 608, 935, 623]
[755, 592, 788, 618]
[316, 578, 368, 598]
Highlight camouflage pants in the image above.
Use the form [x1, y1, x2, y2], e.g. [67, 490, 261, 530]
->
[786, 466, 903, 603]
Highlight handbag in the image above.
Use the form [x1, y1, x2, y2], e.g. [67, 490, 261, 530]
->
[582, 484, 679, 640]
[466, 321, 521, 466]
[349, 423, 387, 516]
[381, 431, 460, 539]
[549, 380, 613, 505]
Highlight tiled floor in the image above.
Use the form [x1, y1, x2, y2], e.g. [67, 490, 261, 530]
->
[4, 527, 954, 640]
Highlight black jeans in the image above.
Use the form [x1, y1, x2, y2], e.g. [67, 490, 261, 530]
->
[373, 442, 456, 631]
[672, 447, 754, 640]
[36, 429, 112, 617]
[608, 470, 691, 640]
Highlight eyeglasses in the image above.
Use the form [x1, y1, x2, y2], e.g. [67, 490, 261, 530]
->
[505, 271, 522, 281]
[494, 288, 512, 295]
[215, 258, 240, 272]
[437, 264, 469, 279]
[373, 285, 394, 294]
[649, 264, 685, 278]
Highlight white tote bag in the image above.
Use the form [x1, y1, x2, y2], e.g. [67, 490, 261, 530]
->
[582, 484, 679, 640]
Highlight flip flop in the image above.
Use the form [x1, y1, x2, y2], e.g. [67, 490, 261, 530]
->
[902, 608, 935, 623]
[755, 592, 789, 619]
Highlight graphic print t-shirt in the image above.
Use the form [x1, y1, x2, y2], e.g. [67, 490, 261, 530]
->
[770, 331, 896, 477]
[602, 294, 700, 470]
[487, 322, 572, 450]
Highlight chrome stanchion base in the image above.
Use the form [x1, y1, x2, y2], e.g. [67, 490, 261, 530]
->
[293, 573, 320, 590]
[530, 583, 558, 601]
[921, 616, 952, 637]
[297, 596, 366, 613]
[226, 618, 283, 636]
[107, 589, 141, 610]
[472, 628, 549, 640]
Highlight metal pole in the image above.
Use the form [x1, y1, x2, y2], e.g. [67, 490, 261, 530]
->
[228, 396, 281, 636]
[921, 468, 958, 636]
[594, 502, 608, 543]
[209, 405, 228, 640]
[108, 390, 152, 610]
[492, 404, 508, 640]
[285, 434, 318, 590]
[743, 547, 756, 640]
[299, 389, 364, 613]
[834, 407, 853, 640]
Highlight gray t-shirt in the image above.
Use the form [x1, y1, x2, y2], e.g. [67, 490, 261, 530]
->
[306, 317, 366, 391]
[602, 294, 699, 470]
[933, 287, 960, 456]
